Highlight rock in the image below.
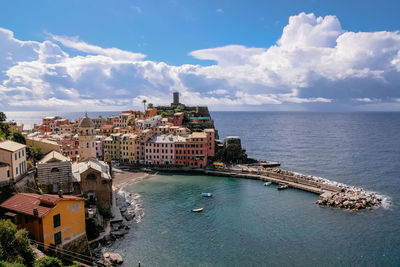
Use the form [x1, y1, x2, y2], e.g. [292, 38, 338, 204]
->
[108, 253, 124, 264]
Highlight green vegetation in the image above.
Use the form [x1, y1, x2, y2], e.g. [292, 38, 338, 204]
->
[147, 103, 154, 109]
[0, 112, 6, 122]
[12, 132, 25, 145]
[27, 147, 44, 163]
[0, 123, 10, 140]
[0, 220, 34, 266]
[34, 256, 62, 267]
[0, 261, 25, 267]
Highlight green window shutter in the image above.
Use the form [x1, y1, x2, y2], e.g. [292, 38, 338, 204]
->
[53, 214, 61, 228]
[54, 232, 62, 245]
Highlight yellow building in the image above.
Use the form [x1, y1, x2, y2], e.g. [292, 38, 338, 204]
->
[120, 134, 137, 163]
[0, 193, 89, 254]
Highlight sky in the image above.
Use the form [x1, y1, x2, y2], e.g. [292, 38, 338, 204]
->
[0, 0, 400, 111]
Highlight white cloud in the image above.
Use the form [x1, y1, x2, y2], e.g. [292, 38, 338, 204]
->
[1, 12, 400, 111]
[216, 8, 224, 13]
[51, 35, 146, 61]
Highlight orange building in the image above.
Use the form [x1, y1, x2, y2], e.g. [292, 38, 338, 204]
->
[0, 193, 88, 254]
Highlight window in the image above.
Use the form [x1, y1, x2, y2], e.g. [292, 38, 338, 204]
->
[54, 232, 62, 245]
[16, 167, 18, 175]
[18, 151, 21, 159]
[15, 153, 17, 161]
[53, 214, 61, 228]
[7, 170, 10, 177]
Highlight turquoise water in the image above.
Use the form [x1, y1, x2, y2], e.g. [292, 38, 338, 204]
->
[111, 174, 397, 266]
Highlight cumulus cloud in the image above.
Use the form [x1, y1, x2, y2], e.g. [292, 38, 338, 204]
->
[1, 12, 400, 111]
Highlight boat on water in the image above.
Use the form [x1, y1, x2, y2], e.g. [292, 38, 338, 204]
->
[201, 193, 213, 197]
[277, 183, 288, 190]
[264, 182, 272, 186]
[191, 208, 204, 212]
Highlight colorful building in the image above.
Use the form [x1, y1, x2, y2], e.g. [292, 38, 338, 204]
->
[145, 135, 176, 165]
[0, 140, 27, 179]
[0, 193, 88, 254]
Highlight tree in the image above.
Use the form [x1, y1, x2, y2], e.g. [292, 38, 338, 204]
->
[0, 112, 6, 122]
[12, 132, 25, 145]
[147, 103, 154, 109]
[27, 147, 44, 163]
[142, 99, 147, 111]
[0, 123, 10, 140]
[0, 219, 34, 266]
[34, 256, 62, 267]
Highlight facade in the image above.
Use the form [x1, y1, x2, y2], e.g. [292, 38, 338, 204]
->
[72, 159, 112, 216]
[204, 128, 216, 157]
[37, 151, 73, 194]
[174, 132, 208, 168]
[91, 116, 106, 129]
[0, 162, 10, 184]
[120, 134, 137, 163]
[145, 135, 176, 165]
[26, 136, 62, 154]
[95, 135, 104, 159]
[78, 114, 96, 161]
[135, 115, 162, 130]
[0, 193, 87, 253]
[103, 134, 122, 161]
[0, 140, 27, 179]
[135, 129, 154, 163]
[59, 123, 77, 135]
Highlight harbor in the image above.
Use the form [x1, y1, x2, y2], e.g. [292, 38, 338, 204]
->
[144, 163, 383, 210]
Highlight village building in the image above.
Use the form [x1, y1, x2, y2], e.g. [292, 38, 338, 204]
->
[78, 113, 96, 161]
[0, 162, 11, 185]
[174, 132, 208, 168]
[0, 140, 27, 180]
[120, 134, 137, 163]
[72, 159, 112, 217]
[26, 136, 62, 154]
[145, 135, 176, 165]
[0, 193, 89, 254]
[37, 151, 73, 194]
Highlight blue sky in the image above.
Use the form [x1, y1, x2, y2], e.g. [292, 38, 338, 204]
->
[0, 0, 400, 111]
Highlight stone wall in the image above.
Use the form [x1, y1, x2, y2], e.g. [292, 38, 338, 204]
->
[37, 161, 72, 193]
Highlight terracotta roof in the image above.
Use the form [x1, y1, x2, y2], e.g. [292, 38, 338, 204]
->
[101, 124, 113, 129]
[0, 193, 84, 218]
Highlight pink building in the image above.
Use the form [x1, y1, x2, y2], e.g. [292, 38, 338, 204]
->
[145, 135, 176, 165]
[204, 129, 215, 157]
[174, 132, 208, 168]
[135, 129, 154, 164]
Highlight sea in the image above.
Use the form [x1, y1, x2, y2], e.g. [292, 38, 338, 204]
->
[5, 111, 400, 266]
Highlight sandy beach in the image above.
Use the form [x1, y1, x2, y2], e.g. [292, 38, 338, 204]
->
[112, 167, 154, 189]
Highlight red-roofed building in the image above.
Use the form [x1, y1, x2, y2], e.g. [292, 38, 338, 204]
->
[0, 193, 88, 253]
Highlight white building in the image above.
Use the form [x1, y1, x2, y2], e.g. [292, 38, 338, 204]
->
[135, 115, 162, 129]
[0, 140, 27, 179]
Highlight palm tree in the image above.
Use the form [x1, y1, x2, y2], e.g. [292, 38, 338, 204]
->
[142, 99, 147, 111]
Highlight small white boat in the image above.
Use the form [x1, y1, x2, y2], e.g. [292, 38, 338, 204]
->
[201, 193, 213, 197]
[264, 182, 272, 186]
[191, 208, 204, 212]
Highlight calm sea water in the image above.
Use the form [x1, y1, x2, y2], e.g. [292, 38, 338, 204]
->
[6, 111, 400, 266]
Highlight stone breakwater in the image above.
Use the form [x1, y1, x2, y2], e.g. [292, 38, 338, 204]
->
[263, 168, 384, 210]
[317, 191, 382, 210]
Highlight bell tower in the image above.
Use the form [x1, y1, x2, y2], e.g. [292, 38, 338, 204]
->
[78, 113, 96, 161]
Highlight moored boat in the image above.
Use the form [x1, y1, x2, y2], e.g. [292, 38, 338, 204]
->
[191, 208, 204, 212]
[264, 182, 272, 186]
[277, 183, 288, 190]
[201, 193, 213, 197]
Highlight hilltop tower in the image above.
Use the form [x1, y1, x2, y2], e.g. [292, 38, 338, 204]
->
[171, 92, 180, 106]
[78, 113, 96, 161]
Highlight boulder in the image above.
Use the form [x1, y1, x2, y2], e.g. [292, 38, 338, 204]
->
[104, 252, 124, 265]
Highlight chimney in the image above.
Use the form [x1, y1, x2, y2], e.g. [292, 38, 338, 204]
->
[58, 190, 63, 198]
[33, 208, 38, 216]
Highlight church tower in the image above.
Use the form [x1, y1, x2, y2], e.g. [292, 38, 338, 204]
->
[78, 113, 96, 161]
